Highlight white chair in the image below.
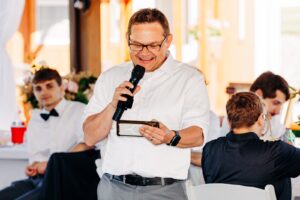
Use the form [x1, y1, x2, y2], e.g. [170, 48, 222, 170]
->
[187, 183, 277, 200]
[292, 177, 300, 200]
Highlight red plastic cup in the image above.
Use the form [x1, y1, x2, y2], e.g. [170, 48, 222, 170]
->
[11, 125, 26, 144]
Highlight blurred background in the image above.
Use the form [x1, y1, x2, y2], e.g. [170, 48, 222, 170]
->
[2, 0, 300, 129]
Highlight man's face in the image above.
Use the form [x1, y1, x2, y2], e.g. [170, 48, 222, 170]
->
[33, 79, 64, 110]
[127, 22, 173, 72]
[262, 90, 286, 117]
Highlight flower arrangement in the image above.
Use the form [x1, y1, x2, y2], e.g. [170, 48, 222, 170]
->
[63, 71, 97, 104]
[19, 65, 97, 109]
[289, 86, 300, 126]
[289, 86, 300, 101]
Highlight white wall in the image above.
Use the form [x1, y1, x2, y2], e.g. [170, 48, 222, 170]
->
[210, 0, 255, 115]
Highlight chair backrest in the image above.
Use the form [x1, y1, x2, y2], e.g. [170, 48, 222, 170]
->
[189, 183, 277, 200]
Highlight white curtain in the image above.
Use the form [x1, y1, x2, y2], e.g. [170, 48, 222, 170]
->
[0, 0, 25, 131]
[254, 0, 281, 76]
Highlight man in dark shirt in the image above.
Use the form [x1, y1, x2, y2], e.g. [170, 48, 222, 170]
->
[202, 92, 300, 200]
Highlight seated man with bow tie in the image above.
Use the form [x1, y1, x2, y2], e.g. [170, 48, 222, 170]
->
[0, 68, 91, 200]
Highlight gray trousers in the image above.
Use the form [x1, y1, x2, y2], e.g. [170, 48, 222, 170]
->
[188, 165, 205, 186]
[98, 174, 188, 200]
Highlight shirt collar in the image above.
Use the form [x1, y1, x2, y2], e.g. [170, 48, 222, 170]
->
[54, 98, 66, 115]
[132, 51, 175, 78]
[154, 51, 175, 75]
[226, 131, 260, 142]
[41, 98, 66, 115]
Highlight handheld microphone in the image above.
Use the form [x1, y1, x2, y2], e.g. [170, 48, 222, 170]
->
[112, 65, 145, 121]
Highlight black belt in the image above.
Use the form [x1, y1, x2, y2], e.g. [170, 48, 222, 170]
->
[109, 174, 181, 186]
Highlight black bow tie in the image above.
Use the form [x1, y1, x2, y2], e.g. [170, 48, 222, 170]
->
[40, 109, 59, 121]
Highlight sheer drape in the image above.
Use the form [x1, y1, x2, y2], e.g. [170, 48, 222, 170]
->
[0, 0, 25, 130]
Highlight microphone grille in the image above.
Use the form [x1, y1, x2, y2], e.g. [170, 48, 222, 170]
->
[132, 65, 145, 80]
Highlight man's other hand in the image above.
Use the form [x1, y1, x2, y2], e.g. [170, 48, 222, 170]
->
[25, 161, 48, 176]
[25, 162, 38, 177]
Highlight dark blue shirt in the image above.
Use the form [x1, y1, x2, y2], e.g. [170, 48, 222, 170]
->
[202, 132, 300, 200]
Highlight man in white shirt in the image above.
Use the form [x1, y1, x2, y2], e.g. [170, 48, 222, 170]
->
[0, 68, 88, 200]
[220, 71, 290, 140]
[188, 71, 290, 189]
[83, 8, 209, 200]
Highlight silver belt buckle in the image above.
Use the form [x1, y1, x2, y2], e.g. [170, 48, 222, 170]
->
[123, 175, 126, 184]
[161, 178, 165, 186]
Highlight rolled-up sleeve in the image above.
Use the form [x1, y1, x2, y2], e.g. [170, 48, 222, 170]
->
[181, 73, 210, 148]
[82, 74, 111, 124]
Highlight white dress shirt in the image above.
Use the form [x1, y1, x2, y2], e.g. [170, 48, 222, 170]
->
[27, 99, 86, 164]
[220, 114, 287, 140]
[84, 54, 210, 179]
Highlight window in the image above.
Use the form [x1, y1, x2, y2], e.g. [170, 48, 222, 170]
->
[36, 0, 69, 45]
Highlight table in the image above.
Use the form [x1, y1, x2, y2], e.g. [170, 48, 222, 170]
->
[0, 144, 29, 189]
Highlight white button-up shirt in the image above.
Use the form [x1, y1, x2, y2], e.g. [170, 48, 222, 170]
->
[84, 54, 210, 179]
[27, 99, 86, 164]
[220, 114, 287, 140]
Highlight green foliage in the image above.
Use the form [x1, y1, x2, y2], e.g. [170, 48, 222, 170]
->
[20, 66, 97, 108]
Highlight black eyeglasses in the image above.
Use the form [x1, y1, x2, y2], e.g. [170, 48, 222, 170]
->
[128, 36, 167, 53]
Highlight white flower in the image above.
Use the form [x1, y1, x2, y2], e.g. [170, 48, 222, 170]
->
[66, 80, 79, 93]
[23, 71, 33, 84]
